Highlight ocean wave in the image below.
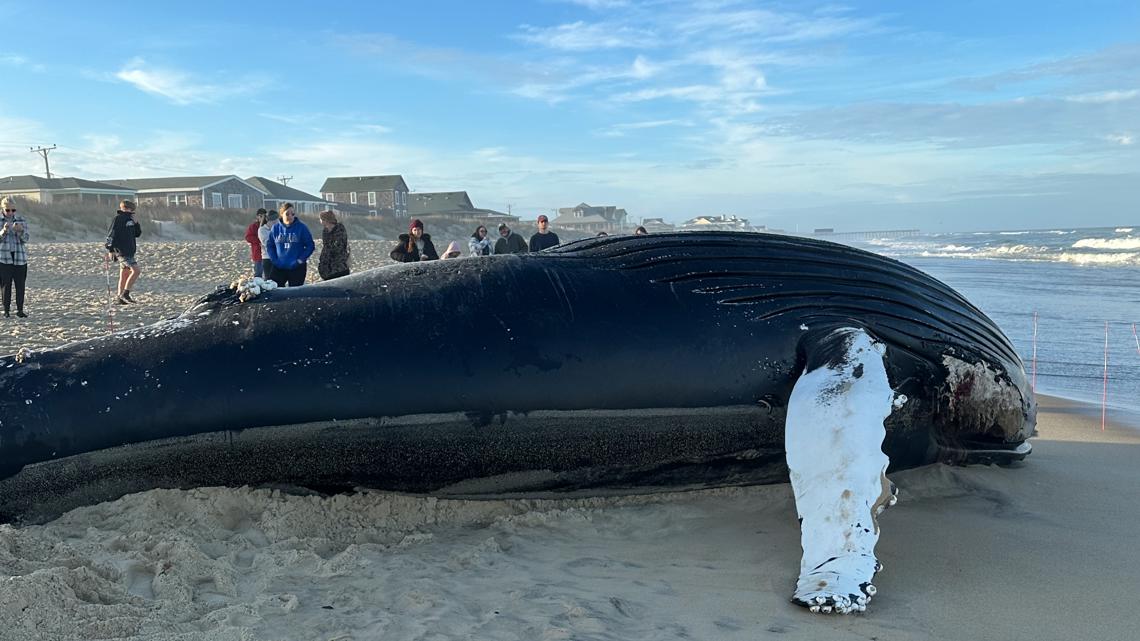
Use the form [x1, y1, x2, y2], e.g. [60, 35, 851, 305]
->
[1057, 251, 1140, 266]
[1116, 228, 1134, 233]
[1071, 237, 1140, 250]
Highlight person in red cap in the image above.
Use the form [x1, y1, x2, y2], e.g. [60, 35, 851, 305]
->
[390, 218, 439, 262]
[529, 214, 560, 252]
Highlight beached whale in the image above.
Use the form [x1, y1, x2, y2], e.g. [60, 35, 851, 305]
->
[0, 231, 1034, 613]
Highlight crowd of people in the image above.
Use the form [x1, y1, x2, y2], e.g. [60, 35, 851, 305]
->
[0, 198, 651, 319]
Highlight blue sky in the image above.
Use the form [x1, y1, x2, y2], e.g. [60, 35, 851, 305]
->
[1, 0, 1137, 231]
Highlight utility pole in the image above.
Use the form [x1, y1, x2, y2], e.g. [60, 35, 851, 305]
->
[277, 175, 293, 186]
[29, 145, 57, 179]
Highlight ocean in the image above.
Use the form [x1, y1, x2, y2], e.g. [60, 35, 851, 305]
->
[842, 226, 1140, 417]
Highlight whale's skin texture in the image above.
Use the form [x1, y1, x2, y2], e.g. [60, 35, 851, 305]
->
[0, 232, 1035, 523]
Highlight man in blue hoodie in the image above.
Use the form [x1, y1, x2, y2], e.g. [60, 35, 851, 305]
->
[266, 202, 315, 287]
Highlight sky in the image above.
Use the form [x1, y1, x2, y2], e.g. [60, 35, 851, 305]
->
[0, 0, 1137, 232]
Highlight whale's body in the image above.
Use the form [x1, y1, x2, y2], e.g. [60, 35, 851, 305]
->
[0, 232, 1034, 524]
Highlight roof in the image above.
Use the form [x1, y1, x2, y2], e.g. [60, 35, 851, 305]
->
[408, 191, 473, 215]
[105, 175, 267, 194]
[246, 177, 327, 204]
[320, 175, 408, 193]
[557, 203, 628, 222]
[0, 175, 138, 192]
[552, 214, 610, 226]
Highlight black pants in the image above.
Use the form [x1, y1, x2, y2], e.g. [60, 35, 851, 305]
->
[0, 263, 27, 313]
[261, 259, 273, 279]
[271, 263, 307, 287]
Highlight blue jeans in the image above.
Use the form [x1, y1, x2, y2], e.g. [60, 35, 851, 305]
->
[252, 260, 264, 278]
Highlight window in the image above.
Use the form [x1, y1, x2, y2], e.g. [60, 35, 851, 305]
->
[211, 192, 223, 208]
[227, 194, 243, 209]
[369, 210, 377, 216]
[325, 193, 335, 202]
[350, 192, 357, 204]
[167, 193, 188, 206]
[400, 191, 406, 205]
[368, 191, 377, 206]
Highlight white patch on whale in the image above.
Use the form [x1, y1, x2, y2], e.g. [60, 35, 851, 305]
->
[785, 328, 894, 614]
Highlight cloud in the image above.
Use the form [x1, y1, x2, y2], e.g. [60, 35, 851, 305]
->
[559, 0, 630, 9]
[515, 21, 658, 51]
[114, 58, 265, 105]
[597, 119, 691, 137]
[1065, 89, 1139, 104]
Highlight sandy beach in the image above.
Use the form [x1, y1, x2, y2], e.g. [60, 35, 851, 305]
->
[3, 242, 1140, 640]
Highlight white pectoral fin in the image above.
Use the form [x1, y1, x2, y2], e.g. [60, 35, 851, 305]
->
[785, 328, 896, 614]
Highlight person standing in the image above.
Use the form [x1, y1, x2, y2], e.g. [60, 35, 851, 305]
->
[529, 214, 560, 252]
[0, 197, 29, 318]
[317, 210, 351, 281]
[105, 199, 142, 305]
[266, 203, 315, 287]
[258, 210, 276, 279]
[244, 209, 268, 278]
[390, 218, 439, 262]
[494, 223, 528, 254]
[468, 225, 493, 256]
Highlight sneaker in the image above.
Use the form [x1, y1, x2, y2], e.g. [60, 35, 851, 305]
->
[122, 292, 136, 303]
[2, 311, 7, 318]
[15, 311, 26, 318]
[116, 296, 128, 305]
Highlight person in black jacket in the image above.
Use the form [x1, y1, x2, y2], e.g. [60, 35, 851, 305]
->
[529, 214, 560, 252]
[104, 200, 142, 304]
[494, 223, 528, 254]
[390, 218, 439, 263]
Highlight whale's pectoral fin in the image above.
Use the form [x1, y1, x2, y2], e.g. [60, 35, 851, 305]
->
[785, 327, 896, 614]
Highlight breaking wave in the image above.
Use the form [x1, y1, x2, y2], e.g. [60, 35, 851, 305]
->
[1072, 237, 1140, 250]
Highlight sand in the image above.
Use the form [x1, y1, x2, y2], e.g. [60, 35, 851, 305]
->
[3, 242, 1140, 640]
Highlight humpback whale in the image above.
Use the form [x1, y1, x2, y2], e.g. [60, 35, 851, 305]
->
[0, 232, 1035, 613]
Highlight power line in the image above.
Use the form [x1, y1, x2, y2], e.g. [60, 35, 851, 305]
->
[29, 144, 57, 179]
[277, 175, 293, 186]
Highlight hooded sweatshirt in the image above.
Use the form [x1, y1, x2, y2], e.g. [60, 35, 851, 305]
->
[266, 218, 315, 269]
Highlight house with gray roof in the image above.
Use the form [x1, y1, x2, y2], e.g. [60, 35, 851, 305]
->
[246, 177, 329, 215]
[105, 175, 268, 210]
[0, 175, 137, 207]
[640, 217, 676, 233]
[407, 191, 516, 223]
[552, 202, 629, 233]
[320, 175, 409, 217]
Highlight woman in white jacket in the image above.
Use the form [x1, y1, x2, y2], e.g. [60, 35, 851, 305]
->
[468, 225, 493, 257]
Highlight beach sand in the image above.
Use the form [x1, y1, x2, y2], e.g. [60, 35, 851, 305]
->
[3, 243, 1140, 640]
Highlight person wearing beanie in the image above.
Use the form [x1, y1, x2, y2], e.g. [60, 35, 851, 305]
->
[104, 199, 142, 305]
[529, 214, 560, 252]
[390, 218, 439, 262]
[493, 222, 528, 255]
[244, 208, 269, 278]
[0, 197, 30, 318]
[266, 202, 315, 287]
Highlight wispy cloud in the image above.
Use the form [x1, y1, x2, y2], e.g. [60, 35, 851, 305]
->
[597, 119, 691, 137]
[1065, 89, 1139, 104]
[114, 58, 266, 105]
[515, 20, 658, 51]
[558, 0, 630, 9]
